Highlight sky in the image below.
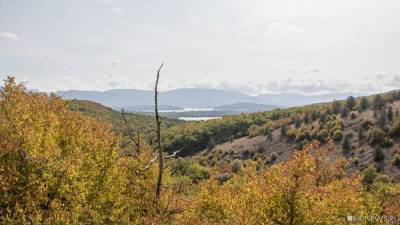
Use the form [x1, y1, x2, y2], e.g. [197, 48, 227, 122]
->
[1, 0, 400, 95]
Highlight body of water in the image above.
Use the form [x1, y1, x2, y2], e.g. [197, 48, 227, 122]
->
[136, 107, 217, 113]
[177, 116, 222, 121]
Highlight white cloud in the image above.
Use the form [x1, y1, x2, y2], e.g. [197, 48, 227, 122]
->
[112, 7, 123, 14]
[150, 73, 400, 96]
[110, 59, 120, 66]
[0, 32, 19, 41]
[265, 22, 305, 37]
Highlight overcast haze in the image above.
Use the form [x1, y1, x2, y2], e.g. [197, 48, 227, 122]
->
[1, 0, 400, 95]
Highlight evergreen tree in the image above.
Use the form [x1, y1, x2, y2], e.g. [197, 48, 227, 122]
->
[295, 118, 302, 128]
[280, 125, 287, 137]
[378, 108, 387, 128]
[373, 146, 384, 162]
[346, 96, 355, 110]
[359, 97, 369, 111]
[340, 107, 348, 118]
[342, 134, 351, 154]
[207, 137, 216, 150]
[373, 94, 385, 110]
[332, 100, 341, 114]
[388, 106, 393, 122]
[303, 113, 310, 124]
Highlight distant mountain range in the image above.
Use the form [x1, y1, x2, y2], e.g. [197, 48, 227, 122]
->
[58, 88, 361, 109]
[215, 102, 277, 113]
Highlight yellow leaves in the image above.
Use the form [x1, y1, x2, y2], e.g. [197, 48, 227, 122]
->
[175, 142, 400, 225]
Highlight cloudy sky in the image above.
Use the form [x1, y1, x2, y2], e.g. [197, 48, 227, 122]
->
[1, 0, 400, 95]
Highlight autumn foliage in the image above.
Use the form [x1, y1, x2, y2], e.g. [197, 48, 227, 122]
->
[1, 78, 400, 224]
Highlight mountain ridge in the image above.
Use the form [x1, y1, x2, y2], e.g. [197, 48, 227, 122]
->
[58, 88, 362, 108]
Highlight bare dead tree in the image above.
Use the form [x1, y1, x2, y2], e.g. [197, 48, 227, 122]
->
[155, 63, 164, 205]
[121, 108, 141, 152]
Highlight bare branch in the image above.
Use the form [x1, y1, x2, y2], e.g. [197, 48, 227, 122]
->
[143, 153, 158, 170]
[163, 149, 182, 159]
[121, 108, 140, 151]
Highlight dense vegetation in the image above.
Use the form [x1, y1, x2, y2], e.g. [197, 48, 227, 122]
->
[2, 77, 400, 224]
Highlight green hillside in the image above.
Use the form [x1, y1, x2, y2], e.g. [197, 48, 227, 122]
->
[66, 99, 183, 133]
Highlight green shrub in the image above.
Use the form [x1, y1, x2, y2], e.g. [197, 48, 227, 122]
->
[363, 165, 377, 186]
[207, 137, 216, 150]
[286, 128, 297, 140]
[374, 174, 392, 184]
[270, 152, 278, 162]
[171, 158, 210, 183]
[393, 154, 400, 168]
[361, 119, 373, 129]
[367, 128, 393, 147]
[332, 130, 343, 141]
[231, 160, 242, 173]
[317, 129, 329, 143]
[389, 118, 400, 137]
[342, 134, 351, 154]
[353, 158, 360, 166]
[295, 130, 309, 143]
[373, 146, 385, 162]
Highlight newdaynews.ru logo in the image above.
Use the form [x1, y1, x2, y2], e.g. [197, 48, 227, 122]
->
[346, 215, 399, 223]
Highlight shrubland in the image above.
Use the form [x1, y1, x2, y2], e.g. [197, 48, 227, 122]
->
[2, 77, 400, 224]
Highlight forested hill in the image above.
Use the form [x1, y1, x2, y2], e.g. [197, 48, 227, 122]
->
[66, 99, 183, 133]
[163, 90, 400, 181]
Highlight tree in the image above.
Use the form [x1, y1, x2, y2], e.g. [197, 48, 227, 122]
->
[374, 146, 384, 162]
[342, 134, 351, 154]
[340, 107, 348, 118]
[155, 63, 164, 204]
[388, 106, 393, 122]
[332, 100, 341, 114]
[295, 118, 302, 128]
[359, 97, 369, 111]
[280, 125, 288, 137]
[363, 165, 377, 187]
[373, 94, 385, 110]
[0, 77, 128, 224]
[207, 137, 216, 150]
[378, 108, 387, 128]
[346, 96, 355, 110]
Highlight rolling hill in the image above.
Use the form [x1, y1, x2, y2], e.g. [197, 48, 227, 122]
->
[58, 88, 360, 109]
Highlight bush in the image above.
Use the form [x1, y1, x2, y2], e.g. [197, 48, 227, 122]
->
[393, 154, 400, 168]
[374, 174, 392, 184]
[295, 130, 309, 143]
[207, 137, 216, 150]
[342, 134, 351, 154]
[332, 130, 343, 141]
[361, 119, 373, 129]
[286, 128, 297, 140]
[353, 157, 360, 166]
[389, 118, 400, 137]
[270, 152, 278, 162]
[171, 158, 210, 183]
[216, 173, 232, 184]
[374, 146, 385, 162]
[363, 165, 377, 186]
[317, 129, 329, 143]
[231, 160, 242, 173]
[367, 128, 393, 147]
